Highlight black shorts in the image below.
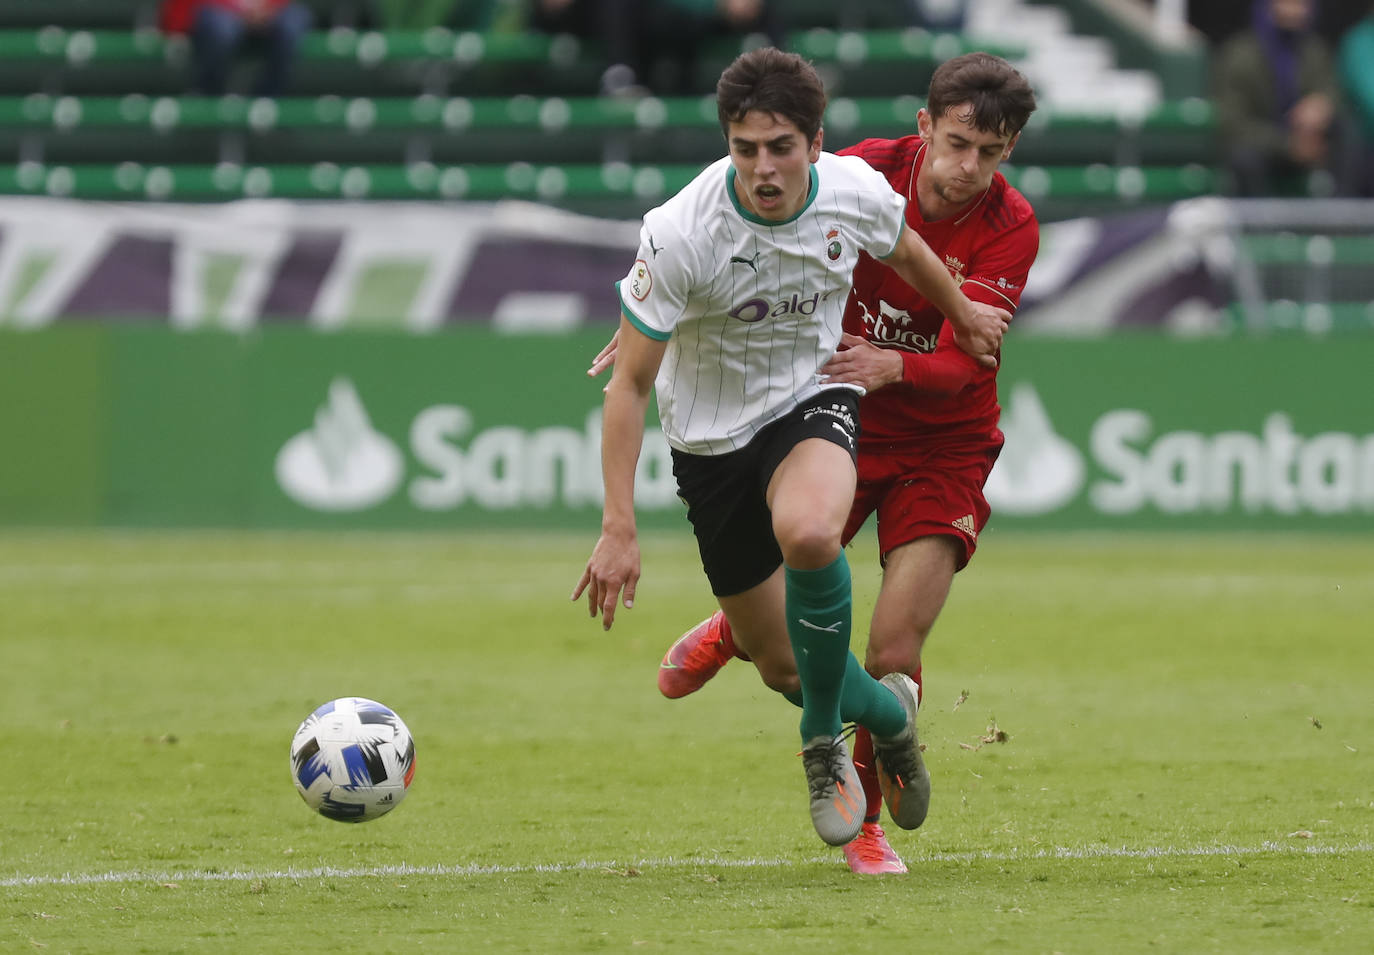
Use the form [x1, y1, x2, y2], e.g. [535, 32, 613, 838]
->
[671, 390, 860, 597]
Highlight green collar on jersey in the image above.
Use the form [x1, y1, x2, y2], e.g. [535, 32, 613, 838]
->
[726, 164, 819, 226]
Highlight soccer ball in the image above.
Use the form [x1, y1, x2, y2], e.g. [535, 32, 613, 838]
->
[289, 697, 416, 822]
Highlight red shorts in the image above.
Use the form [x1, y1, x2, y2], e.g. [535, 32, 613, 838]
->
[842, 437, 1003, 570]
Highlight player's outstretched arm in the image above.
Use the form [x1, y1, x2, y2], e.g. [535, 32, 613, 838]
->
[572, 317, 666, 630]
[884, 227, 1009, 367]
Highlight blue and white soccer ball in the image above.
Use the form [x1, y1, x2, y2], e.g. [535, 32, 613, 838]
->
[289, 697, 416, 822]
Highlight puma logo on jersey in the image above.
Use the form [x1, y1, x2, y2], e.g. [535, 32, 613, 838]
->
[730, 252, 761, 272]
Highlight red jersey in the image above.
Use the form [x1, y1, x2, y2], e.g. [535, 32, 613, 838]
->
[837, 135, 1039, 452]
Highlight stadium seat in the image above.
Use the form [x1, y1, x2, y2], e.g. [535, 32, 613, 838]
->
[1231, 234, 1374, 332]
[0, 158, 1219, 224]
[0, 27, 604, 97]
[0, 13, 1224, 219]
[0, 0, 152, 30]
[1220, 301, 1374, 334]
[0, 26, 1025, 98]
[0, 92, 1216, 169]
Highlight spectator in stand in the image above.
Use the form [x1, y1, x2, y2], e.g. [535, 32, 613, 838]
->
[643, 0, 785, 95]
[1214, 0, 1341, 196]
[160, 0, 314, 98]
[528, 0, 783, 96]
[1338, 2, 1374, 196]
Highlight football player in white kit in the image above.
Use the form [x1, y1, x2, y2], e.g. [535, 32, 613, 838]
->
[573, 47, 1009, 847]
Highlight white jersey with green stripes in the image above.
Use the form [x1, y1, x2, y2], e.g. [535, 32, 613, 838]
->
[618, 152, 908, 456]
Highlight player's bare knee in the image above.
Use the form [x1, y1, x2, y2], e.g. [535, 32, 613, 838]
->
[756, 665, 800, 696]
[745, 645, 800, 694]
[775, 524, 842, 570]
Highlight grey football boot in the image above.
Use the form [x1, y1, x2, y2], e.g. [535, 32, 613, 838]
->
[800, 733, 864, 846]
[872, 673, 932, 829]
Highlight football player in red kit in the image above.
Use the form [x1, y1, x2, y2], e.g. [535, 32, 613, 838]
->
[818, 52, 1038, 872]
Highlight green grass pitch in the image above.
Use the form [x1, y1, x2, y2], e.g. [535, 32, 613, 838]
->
[3, 529, 1371, 953]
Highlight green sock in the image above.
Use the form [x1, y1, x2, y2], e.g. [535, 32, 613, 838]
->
[837, 654, 906, 737]
[784, 553, 854, 742]
[780, 653, 906, 738]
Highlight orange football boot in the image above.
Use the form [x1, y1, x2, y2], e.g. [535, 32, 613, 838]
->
[657, 611, 739, 699]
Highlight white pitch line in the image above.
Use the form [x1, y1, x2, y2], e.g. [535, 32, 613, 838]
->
[3, 841, 1371, 889]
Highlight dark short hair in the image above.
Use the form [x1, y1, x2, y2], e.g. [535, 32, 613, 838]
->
[716, 47, 828, 142]
[926, 52, 1036, 137]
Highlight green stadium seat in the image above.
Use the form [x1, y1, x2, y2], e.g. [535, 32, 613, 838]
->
[703, 28, 1026, 98]
[0, 26, 1026, 98]
[1011, 96, 1215, 166]
[1220, 302, 1374, 335]
[1241, 233, 1374, 267]
[0, 27, 605, 97]
[1229, 234, 1374, 333]
[0, 159, 705, 203]
[0, 92, 1217, 169]
[0, 158, 1220, 223]
[0, 0, 150, 30]
[0, 23, 1225, 219]
[1000, 162, 1216, 207]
